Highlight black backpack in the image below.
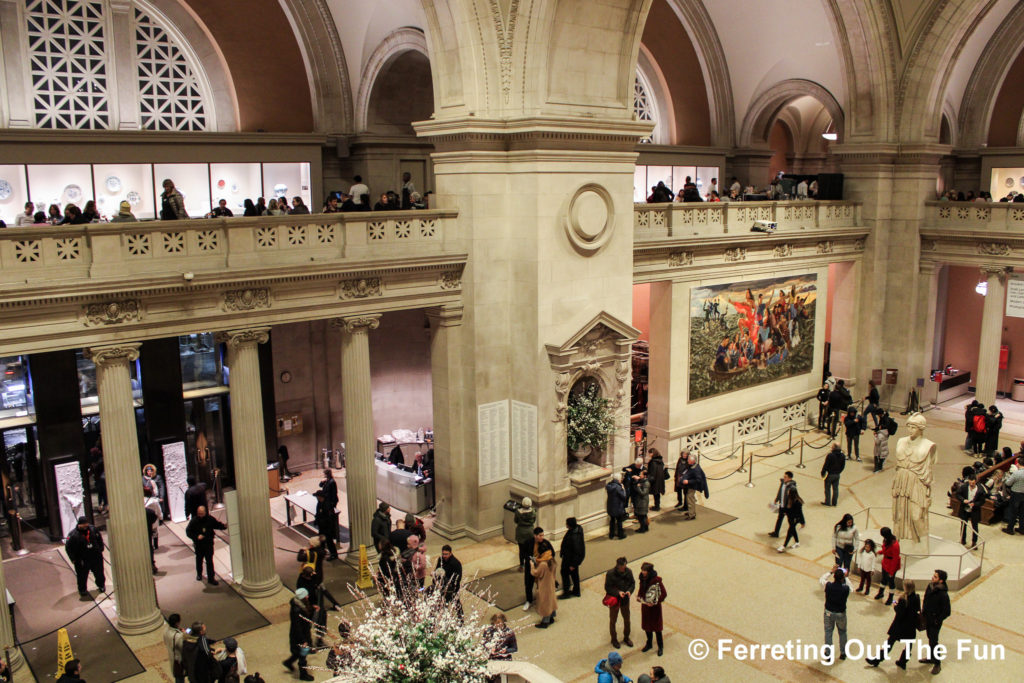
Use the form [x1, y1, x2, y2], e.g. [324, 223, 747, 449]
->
[885, 418, 898, 436]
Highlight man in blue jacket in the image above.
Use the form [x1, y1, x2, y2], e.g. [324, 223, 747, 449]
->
[606, 473, 628, 540]
[678, 453, 709, 520]
[595, 650, 632, 682]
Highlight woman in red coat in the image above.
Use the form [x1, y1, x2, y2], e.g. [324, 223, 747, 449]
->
[875, 526, 901, 605]
[637, 562, 668, 656]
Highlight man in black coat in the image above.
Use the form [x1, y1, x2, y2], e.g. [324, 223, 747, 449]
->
[827, 380, 852, 437]
[605, 474, 628, 540]
[604, 556, 635, 648]
[319, 469, 339, 511]
[186, 506, 226, 585]
[56, 659, 85, 683]
[313, 490, 339, 560]
[646, 449, 667, 511]
[679, 453, 710, 520]
[921, 570, 951, 674]
[820, 443, 846, 506]
[435, 545, 463, 602]
[184, 476, 208, 520]
[558, 517, 585, 598]
[282, 589, 316, 681]
[65, 516, 105, 596]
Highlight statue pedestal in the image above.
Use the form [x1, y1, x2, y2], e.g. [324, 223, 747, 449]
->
[855, 531, 981, 591]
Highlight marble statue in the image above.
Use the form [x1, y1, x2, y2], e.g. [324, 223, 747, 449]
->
[892, 413, 937, 543]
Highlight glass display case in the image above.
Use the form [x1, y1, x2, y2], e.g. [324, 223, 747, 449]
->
[262, 162, 312, 210]
[154, 162, 211, 218]
[179, 333, 224, 390]
[0, 356, 32, 419]
[77, 350, 142, 412]
[27, 163, 94, 216]
[210, 162, 262, 213]
[0, 165, 30, 225]
[92, 163, 156, 220]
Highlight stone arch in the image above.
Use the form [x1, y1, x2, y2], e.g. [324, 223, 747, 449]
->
[739, 79, 845, 148]
[958, 2, 1024, 149]
[636, 45, 671, 145]
[356, 28, 431, 133]
[276, 0, 354, 132]
[940, 101, 957, 147]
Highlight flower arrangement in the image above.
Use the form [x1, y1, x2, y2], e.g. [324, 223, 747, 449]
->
[566, 384, 616, 452]
[324, 571, 503, 682]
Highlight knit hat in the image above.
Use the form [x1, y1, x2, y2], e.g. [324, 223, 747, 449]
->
[77, 516, 88, 524]
[521, 497, 532, 509]
[222, 637, 237, 652]
[295, 588, 309, 599]
[119, 200, 131, 212]
[608, 651, 623, 666]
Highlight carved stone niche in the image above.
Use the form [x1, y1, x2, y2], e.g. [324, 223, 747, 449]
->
[546, 312, 640, 483]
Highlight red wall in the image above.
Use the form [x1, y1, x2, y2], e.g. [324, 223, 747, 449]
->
[941, 266, 1024, 394]
[768, 120, 793, 183]
[633, 283, 651, 342]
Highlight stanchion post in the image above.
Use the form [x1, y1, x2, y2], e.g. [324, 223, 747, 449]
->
[786, 426, 793, 454]
[730, 424, 736, 459]
[795, 439, 806, 468]
[745, 451, 755, 488]
[738, 442, 746, 473]
[765, 415, 771, 444]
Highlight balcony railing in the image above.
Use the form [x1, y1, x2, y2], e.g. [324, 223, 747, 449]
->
[925, 200, 1024, 230]
[634, 200, 861, 240]
[0, 210, 459, 289]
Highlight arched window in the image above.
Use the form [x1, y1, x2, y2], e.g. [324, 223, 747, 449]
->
[17, 0, 213, 131]
[634, 68, 665, 145]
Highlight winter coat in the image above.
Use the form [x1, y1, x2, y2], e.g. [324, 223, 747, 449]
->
[531, 559, 558, 618]
[843, 413, 865, 438]
[680, 462, 710, 498]
[370, 509, 391, 550]
[638, 574, 667, 632]
[595, 659, 632, 683]
[785, 489, 805, 526]
[647, 455, 667, 495]
[606, 480, 628, 518]
[604, 566, 636, 598]
[185, 514, 226, 550]
[514, 507, 537, 544]
[879, 539, 901, 574]
[182, 632, 217, 683]
[887, 592, 921, 639]
[874, 430, 890, 460]
[633, 479, 651, 515]
[65, 525, 103, 563]
[184, 482, 208, 519]
[559, 525, 586, 567]
[922, 582, 951, 627]
[289, 597, 313, 647]
[820, 449, 846, 477]
[674, 456, 687, 492]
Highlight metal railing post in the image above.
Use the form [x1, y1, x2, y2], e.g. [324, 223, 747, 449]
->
[795, 439, 806, 468]
[738, 442, 746, 472]
[786, 426, 793, 454]
[745, 451, 755, 488]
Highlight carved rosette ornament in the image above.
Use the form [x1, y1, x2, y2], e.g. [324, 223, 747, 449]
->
[723, 247, 746, 262]
[816, 241, 834, 254]
[772, 244, 793, 258]
[339, 278, 382, 300]
[438, 271, 462, 290]
[331, 315, 382, 335]
[85, 343, 140, 366]
[976, 243, 1011, 256]
[668, 251, 693, 267]
[83, 299, 141, 326]
[222, 327, 270, 348]
[222, 288, 270, 311]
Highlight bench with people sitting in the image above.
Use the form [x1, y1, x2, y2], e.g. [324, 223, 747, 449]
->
[948, 454, 1016, 524]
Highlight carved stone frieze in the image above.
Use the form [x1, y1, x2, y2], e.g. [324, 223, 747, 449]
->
[816, 241, 834, 254]
[338, 278, 382, 299]
[439, 271, 462, 290]
[668, 251, 693, 267]
[976, 243, 1011, 256]
[772, 244, 793, 258]
[83, 299, 141, 326]
[222, 288, 270, 311]
[853, 239, 866, 252]
[723, 247, 746, 262]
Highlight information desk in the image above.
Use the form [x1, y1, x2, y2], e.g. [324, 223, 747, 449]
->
[283, 490, 339, 532]
[922, 371, 971, 405]
[374, 459, 434, 514]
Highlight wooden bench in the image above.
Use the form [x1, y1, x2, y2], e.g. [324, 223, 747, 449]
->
[947, 455, 1015, 525]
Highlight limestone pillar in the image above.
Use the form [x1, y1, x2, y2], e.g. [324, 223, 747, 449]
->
[331, 315, 380, 562]
[85, 344, 163, 635]
[975, 266, 1008, 405]
[0, 546, 24, 671]
[646, 280, 691, 454]
[426, 305, 468, 539]
[108, 0, 141, 130]
[224, 328, 282, 598]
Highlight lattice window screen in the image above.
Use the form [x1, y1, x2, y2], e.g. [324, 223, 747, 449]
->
[134, 7, 207, 131]
[634, 73, 655, 144]
[25, 0, 112, 129]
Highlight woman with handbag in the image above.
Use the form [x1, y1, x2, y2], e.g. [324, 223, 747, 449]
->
[530, 549, 558, 628]
[637, 562, 667, 656]
[867, 579, 921, 669]
[831, 513, 860, 571]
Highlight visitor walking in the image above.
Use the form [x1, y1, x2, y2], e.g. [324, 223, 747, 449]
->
[604, 556, 635, 648]
[637, 562, 667, 656]
[282, 588, 316, 681]
[777, 483, 804, 552]
[866, 580, 921, 669]
[559, 517, 585, 598]
[874, 527, 901, 605]
[820, 443, 845, 506]
[821, 568, 850, 660]
[65, 516, 105, 597]
[920, 570, 951, 674]
[768, 471, 795, 538]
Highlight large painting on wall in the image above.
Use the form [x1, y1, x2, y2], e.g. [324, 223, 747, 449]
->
[689, 273, 817, 401]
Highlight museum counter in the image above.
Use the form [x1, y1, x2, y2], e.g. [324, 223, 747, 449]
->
[374, 458, 434, 514]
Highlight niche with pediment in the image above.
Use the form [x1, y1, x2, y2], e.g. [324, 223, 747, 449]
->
[547, 312, 640, 479]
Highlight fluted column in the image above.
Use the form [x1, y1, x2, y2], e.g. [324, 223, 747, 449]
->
[332, 315, 380, 563]
[426, 306, 467, 539]
[224, 328, 282, 598]
[975, 266, 1009, 405]
[0, 545, 24, 671]
[85, 344, 163, 635]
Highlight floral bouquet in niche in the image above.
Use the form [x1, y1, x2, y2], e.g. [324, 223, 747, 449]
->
[566, 384, 616, 461]
[323, 570, 504, 682]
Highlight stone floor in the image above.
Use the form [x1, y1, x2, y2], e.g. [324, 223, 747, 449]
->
[7, 409, 1024, 682]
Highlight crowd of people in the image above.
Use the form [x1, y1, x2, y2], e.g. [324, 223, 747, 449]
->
[644, 173, 821, 204]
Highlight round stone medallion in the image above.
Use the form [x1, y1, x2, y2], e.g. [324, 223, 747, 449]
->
[564, 183, 614, 253]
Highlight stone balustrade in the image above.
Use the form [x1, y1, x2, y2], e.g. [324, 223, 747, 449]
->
[925, 200, 1024, 231]
[634, 200, 861, 240]
[0, 209, 458, 288]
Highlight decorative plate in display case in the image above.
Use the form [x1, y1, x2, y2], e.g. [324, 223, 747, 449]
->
[126, 191, 142, 206]
[231, 183, 239, 194]
[105, 176, 122, 193]
[274, 183, 288, 198]
[63, 184, 83, 202]
[0, 179, 12, 201]
[217, 179, 226, 189]
[1019, 176, 1024, 187]
[1006, 177, 1015, 188]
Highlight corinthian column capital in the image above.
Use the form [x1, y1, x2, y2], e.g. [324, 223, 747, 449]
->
[980, 265, 1010, 281]
[220, 327, 270, 348]
[85, 343, 141, 367]
[331, 314, 381, 335]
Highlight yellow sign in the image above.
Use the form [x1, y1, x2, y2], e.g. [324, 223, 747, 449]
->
[356, 544, 373, 589]
[56, 627, 74, 678]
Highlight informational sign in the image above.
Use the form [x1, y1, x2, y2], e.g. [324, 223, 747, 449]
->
[53, 461, 84, 539]
[1007, 278, 1024, 318]
[885, 368, 899, 385]
[477, 400, 510, 486]
[510, 400, 539, 488]
[162, 441, 188, 522]
[871, 368, 883, 384]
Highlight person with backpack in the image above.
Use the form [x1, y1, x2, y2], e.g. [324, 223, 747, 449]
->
[970, 402, 988, 455]
[296, 536, 326, 585]
[816, 383, 831, 432]
[843, 406, 866, 462]
[827, 380, 852, 438]
[862, 379, 881, 429]
[873, 412, 894, 472]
